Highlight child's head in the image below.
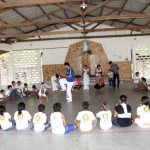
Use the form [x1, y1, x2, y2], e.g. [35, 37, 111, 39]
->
[119, 95, 127, 103]
[53, 103, 61, 112]
[56, 74, 59, 79]
[0, 90, 5, 95]
[142, 78, 146, 83]
[141, 96, 150, 106]
[17, 81, 21, 86]
[82, 101, 89, 110]
[32, 85, 37, 89]
[24, 83, 28, 87]
[108, 69, 111, 72]
[7, 85, 12, 90]
[84, 65, 87, 69]
[135, 72, 139, 77]
[97, 64, 100, 68]
[38, 104, 45, 112]
[100, 102, 110, 111]
[18, 102, 25, 115]
[12, 81, 16, 86]
[0, 105, 6, 116]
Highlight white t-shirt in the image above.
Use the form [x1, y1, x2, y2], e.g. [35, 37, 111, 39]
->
[0, 112, 12, 130]
[76, 110, 95, 132]
[14, 110, 32, 130]
[15, 85, 23, 93]
[51, 76, 57, 81]
[83, 68, 89, 77]
[96, 110, 112, 130]
[33, 112, 47, 132]
[38, 89, 46, 97]
[134, 76, 140, 84]
[95, 68, 102, 76]
[108, 72, 113, 78]
[50, 112, 65, 134]
[6, 89, 11, 97]
[0, 93, 4, 98]
[137, 105, 150, 123]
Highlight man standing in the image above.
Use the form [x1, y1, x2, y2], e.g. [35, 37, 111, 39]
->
[109, 61, 120, 88]
[59, 62, 75, 102]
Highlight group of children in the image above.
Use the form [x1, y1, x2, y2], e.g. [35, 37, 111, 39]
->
[0, 95, 150, 133]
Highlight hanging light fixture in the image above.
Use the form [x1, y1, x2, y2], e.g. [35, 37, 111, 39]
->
[82, 40, 89, 52]
[80, 1, 87, 10]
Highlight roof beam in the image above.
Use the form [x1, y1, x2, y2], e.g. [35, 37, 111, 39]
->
[0, 13, 150, 29]
[84, 0, 111, 15]
[6, 33, 150, 43]
[1, 26, 150, 38]
[0, 0, 69, 9]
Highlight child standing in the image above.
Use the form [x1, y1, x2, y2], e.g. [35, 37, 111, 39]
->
[14, 102, 33, 131]
[50, 103, 77, 134]
[133, 72, 140, 89]
[96, 103, 112, 130]
[33, 104, 50, 132]
[108, 69, 113, 87]
[0, 105, 15, 131]
[135, 96, 150, 128]
[83, 65, 90, 90]
[75, 101, 97, 132]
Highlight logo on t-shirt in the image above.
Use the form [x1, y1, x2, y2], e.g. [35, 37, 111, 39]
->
[103, 113, 109, 120]
[17, 114, 23, 120]
[35, 115, 41, 122]
[83, 114, 89, 121]
[143, 106, 150, 112]
[0, 115, 5, 121]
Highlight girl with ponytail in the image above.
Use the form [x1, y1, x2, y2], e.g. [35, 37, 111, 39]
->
[14, 102, 33, 131]
[0, 105, 15, 131]
[135, 96, 150, 128]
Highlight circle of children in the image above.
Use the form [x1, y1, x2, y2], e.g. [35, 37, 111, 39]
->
[0, 94, 150, 133]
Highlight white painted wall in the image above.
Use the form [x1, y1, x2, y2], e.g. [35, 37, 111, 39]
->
[0, 25, 150, 65]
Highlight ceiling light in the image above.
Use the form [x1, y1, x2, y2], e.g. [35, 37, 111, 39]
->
[80, 1, 87, 10]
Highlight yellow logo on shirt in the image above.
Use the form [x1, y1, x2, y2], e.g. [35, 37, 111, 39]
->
[18, 114, 23, 120]
[35, 115, 41, 121]
[144, 106, 150, 112]
[83, 114, 89, 121]
[103, 114, 109, 120]
[0, 115, 4, 121]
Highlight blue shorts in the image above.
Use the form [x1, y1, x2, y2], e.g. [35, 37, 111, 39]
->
[65, 124, 74, 134]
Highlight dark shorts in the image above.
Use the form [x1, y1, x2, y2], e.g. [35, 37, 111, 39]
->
[94, 84, 105, 89]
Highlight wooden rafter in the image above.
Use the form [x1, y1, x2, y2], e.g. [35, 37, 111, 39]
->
[1, 26, 150, 38]
[0, 13, 150, 29]
[0, 0, 69, 9]
[84, 0, 111, 15]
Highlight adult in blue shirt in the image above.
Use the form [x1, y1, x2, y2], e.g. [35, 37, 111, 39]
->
[59, 62, 75, 102]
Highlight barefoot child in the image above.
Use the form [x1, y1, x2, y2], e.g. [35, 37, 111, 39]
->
[38, 88, 49, 104]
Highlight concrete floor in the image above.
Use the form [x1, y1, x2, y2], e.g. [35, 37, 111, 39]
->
[1, 83, 150, 150]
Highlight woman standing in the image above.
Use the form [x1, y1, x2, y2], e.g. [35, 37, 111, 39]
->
[83, 65, 90, 90]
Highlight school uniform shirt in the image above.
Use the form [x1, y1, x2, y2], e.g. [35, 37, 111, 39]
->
[6, 89, 11, 97]
[66, 68, 74, 82]
[96, 110, 112, 130]
[14, 110, 32, 130]
[137, 105, 150, 123]
[76, 110, 95, 132]
[108, 72, 113, 78]
[115, 103, 132, 127]
[134, 76, 140, 84]
[33, 112, 47, 132]
[0, 112, 12, 130]
[50, 112, 65, 134]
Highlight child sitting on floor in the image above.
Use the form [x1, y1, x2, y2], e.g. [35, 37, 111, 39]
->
[135, 77, 148, 91]
[0, 90, 7, 104]
[94, 72, 105, 91]
[32, 85, 39, 95]
[0, 105, 15, 131]
[75, 101, 97, 132]
[135, 96, 150, 128]
[72, 75, 82, 91]
[5, 85, 13, 100]
[33, 104, 50, 132]
[50, 103, 77, 134]
[96, 102, 112, 130]
[23, 83, 31, 97]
